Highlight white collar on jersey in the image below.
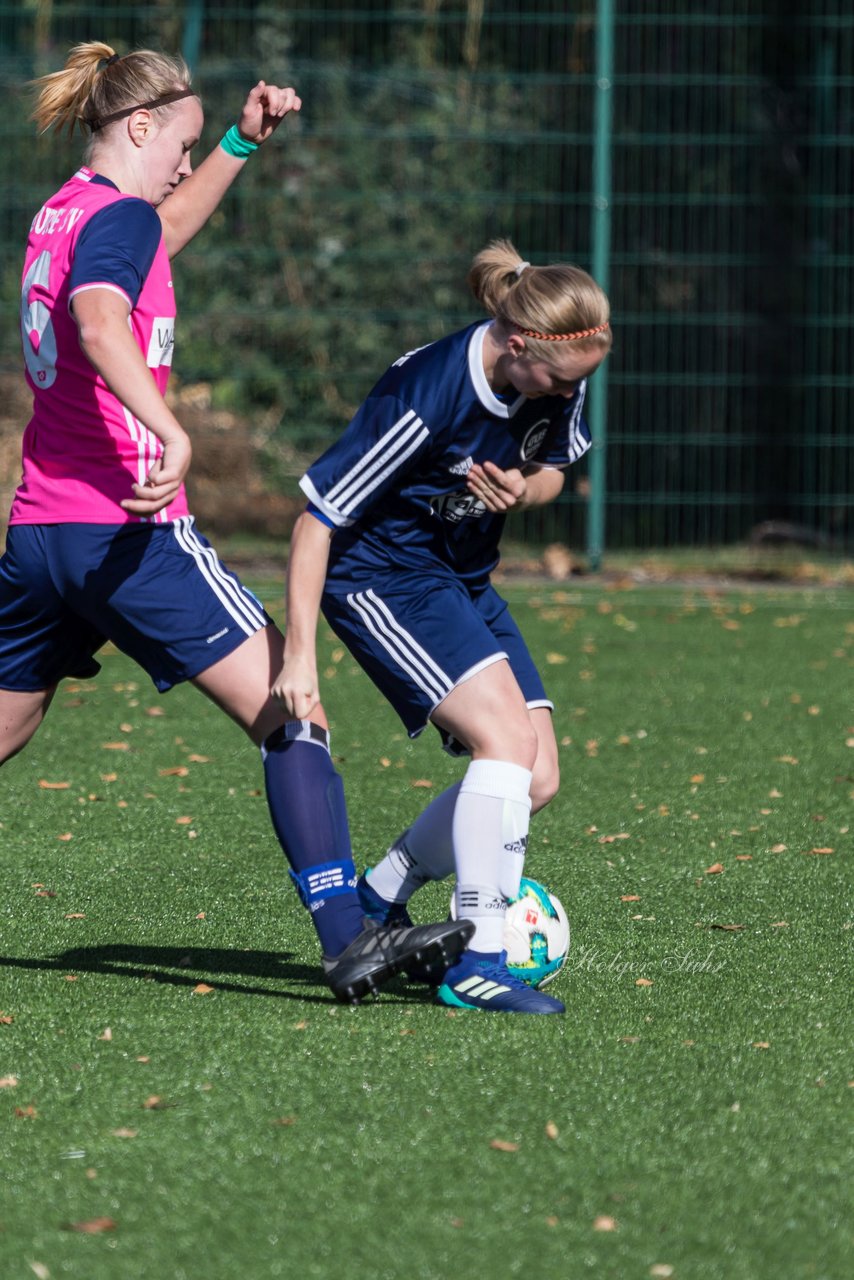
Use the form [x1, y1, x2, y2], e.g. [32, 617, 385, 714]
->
[468, 322, 527, 418]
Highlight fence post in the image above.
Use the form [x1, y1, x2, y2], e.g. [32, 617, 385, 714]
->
[587, 0, 614, 572]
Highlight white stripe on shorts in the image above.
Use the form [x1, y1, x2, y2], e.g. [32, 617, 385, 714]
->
[347, 589, 454, 706]
[172, 516, 266, 636]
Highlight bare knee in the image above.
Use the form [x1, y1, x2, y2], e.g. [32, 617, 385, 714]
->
[473, 715, 539, 771]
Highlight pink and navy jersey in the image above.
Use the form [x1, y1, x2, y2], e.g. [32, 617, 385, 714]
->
[301, 321, 592, 590]
[11, 167, 188, 525]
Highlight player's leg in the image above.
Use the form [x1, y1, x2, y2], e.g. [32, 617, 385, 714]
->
[429, 663, 563, 1013]
[192, 624, 473, 1000]
[360, 582, 560, 913]
[0, 687, 57, 766]
[321, 581, 561, 1012]
[0, 525, 100, 767]
[191, 624, 365, 956]
[360, 703, 559, 915]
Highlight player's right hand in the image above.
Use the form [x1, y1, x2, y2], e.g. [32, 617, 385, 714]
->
[121, 430, 192, 516]
[270, 654, 320, 720]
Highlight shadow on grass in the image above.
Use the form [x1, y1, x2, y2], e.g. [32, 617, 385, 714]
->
[0, 944, 418, 1006]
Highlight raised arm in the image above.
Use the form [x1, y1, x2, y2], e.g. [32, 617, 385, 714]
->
[270, 510, 335, 720]
[157, 81, 301, 258]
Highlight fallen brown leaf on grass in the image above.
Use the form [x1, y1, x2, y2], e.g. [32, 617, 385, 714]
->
[0, 1014, 13, 1025]
[489, 1139, 519, 1152]
[61, 1217, 117, 1234]
[635, 977, 654, 987]
[411, 779, 433, 788]
[545, 1121, 559, 1140]
[804, 847, 835, 855]
[38, 780, 70, 790]
[15, 1105, 37, 1118]
[0, 1076, 18, 1087]
[705, 862, 725, 874]
[192, 982, 214, 994]
[101, 742, 130, 751]
[709, 923, 745, 931]
[621, 894, 641, 902]
[272, 1116, 297, 1126]
[159, 766, 189, 777]
[110, 1129, 138, 1138]
[593, 1215, 618, 1231]
[142, 1095, 176, 1110]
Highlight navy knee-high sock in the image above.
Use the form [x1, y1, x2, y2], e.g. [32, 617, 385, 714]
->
[262, 721, 365, 957]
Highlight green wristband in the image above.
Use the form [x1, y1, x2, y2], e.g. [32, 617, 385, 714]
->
[220, 124, 259, 158]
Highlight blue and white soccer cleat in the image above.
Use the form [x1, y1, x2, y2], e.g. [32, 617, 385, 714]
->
[436, 949, 565, 1014]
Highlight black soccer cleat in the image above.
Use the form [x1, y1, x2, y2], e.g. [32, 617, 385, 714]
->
[356, 872, 449, 986]
[322, 917, 475, 1005]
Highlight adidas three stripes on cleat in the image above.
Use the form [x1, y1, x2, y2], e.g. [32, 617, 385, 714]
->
[436, 950, 565, 1014]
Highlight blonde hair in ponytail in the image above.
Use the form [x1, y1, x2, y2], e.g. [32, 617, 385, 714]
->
[467, 238, 611, 356]
[30, 41, 193, 138]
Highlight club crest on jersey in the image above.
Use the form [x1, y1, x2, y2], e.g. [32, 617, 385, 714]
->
[520, 419, 549, 461]
[431, 490, 487, 524]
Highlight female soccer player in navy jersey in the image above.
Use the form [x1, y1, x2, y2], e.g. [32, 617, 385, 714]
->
[0, 42, 472, 1004]
[273, 239, 611, 1014]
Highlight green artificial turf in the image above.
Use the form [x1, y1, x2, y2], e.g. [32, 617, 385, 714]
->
[1, 581, 851, 1279]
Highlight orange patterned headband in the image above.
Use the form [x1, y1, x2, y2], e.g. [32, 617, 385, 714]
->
[517, 322, 610, 342]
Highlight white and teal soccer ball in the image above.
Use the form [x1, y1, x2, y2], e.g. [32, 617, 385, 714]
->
[503, 877, 570, 988]
[451, 876, 570, 988]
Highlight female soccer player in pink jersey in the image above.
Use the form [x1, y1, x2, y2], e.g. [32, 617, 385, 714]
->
[1, 42, 472, 1002]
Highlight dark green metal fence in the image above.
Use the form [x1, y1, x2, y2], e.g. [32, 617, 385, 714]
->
[1, 2, 851, 557]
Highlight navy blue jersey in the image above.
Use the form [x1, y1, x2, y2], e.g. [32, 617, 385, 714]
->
[301, 322, 591, 590]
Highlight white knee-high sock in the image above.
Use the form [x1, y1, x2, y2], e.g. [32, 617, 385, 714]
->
[365, 782, 461, 904]
[452, 758, 532, 954]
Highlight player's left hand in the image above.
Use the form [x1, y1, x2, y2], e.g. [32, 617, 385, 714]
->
[466, 460, 528, 512]
[236, 81, 301, 146]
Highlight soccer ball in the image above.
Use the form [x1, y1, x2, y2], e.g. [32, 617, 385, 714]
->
[450, 876, 570, 988]
[503, 877, 570, 988]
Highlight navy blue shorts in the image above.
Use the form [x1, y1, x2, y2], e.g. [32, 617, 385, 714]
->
[0, 518, 271, 693]
[321, 577, 551, 744]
